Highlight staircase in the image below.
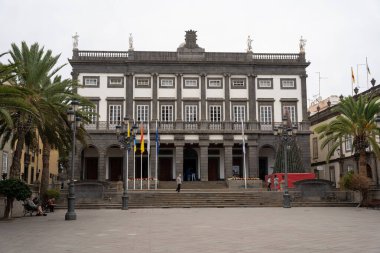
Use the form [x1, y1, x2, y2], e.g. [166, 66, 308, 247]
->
[56, 190, 358, 209]
[158, 181, 227, 189]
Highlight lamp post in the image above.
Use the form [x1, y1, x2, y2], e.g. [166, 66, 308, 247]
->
[116, 117, 137, 210]
[65, 100, 80, 221]
[274, 115, 297, 208]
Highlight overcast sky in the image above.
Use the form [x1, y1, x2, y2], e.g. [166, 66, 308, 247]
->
[1, 0, 379, 104]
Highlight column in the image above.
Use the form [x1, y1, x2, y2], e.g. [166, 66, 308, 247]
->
[176, 73, 183, 121]
[224, 73, 231, 121]
[98, 150, 106, 181]
[200, 143, 209, 181]
[126, 73, 134, 118]
[300, 74, 308, 121]
[248, 141, 259, 178]
[152, 73, 158, 120]
[224, 143, 233, 179]
[150, 142, 157, 179]
[201, 73, 206, 121]
[248, 74, 257, 122]
[175, 141, 184, 178]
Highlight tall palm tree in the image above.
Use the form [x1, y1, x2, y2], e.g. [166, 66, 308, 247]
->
[315, 95, 380, 176]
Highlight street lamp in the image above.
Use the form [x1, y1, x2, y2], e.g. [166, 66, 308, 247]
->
[116, 117, 137, 210]
[274, 115, 297, 208]
[65, 100, 80, 221]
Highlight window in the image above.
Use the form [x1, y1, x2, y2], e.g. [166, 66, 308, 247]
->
[208, 79, 222, 88]
[258, 79, 273, 89]
[2, 152, 8, 174]
[281, 79, 296, 89]
[312, 137, 318, 159]
[233, 105, 245, 122]
[83, 76, 99, 87]
[136, 105, 149, 122]
[108, 77, 123, 87]
[83, 105, 97, 126]
[259, 106, 272, 124]
[109, 105, 121, 126]
[329, 166, 336, 183]
[345, 135, 353, 152]
[185, 105, 197, 122]
[209, 106, 222, 122]
[184, 79, 198, 88]
[231, 78, 246, 88]
[136, 78, 150, 87]
[283, 105, 296, 124]
[161, 105, 173, 122]
[160, 79, 174, 87]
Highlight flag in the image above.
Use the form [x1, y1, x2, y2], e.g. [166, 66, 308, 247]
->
[155, 120, 160, 154]
[366, 58, 371, 75]
[127, 121, 130, 138]
[140, 122, 145, 153]
[351, 67, 355, 83]
[133, 136, 137, 153]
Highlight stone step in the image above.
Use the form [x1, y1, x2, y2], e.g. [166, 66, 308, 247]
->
[158, 181, 228, 189]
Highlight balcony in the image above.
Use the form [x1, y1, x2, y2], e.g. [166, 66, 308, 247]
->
[84, 121, 309, 133]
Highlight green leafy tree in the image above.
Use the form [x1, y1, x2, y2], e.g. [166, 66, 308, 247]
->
[315, 95, 380, 176]
[0, 179, 32, 219]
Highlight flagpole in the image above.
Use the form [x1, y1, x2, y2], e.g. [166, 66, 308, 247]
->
[242, 120, 247, 189]
[133, 147, 136, 190]
[140, 153, 143, 190]
[366, 57, 369, 88]
[155, 120, 158, 190]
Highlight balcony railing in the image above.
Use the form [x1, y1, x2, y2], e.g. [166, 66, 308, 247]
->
[84, 121, 309, 132]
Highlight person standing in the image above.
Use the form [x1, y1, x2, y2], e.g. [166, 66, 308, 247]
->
[274, 175, 279, 192]
[267, 177, 271, 191]
[176, 174, 182, 192]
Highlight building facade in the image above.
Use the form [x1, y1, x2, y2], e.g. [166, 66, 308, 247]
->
[69, 30, 311, 184]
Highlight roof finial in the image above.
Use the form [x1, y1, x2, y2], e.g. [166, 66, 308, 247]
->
[129, 33, 134, 51]
[72, 32, 79, 50]
[299, 36, 307, 53]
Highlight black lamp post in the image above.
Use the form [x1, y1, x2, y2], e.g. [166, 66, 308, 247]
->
[274, 115, 297, 208]
[65, 100, 80, 221]
[116, 117, 137, 210]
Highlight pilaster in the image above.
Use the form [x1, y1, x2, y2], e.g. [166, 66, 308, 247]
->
[248, 74, 257, 122]
[300, 74, 308, 121]
[224, 73, 231, 121]
[175, 139, 184, 177]
[248, 140, 259, 178]
[224, 135, 234, 179]
[126, 73, 134, 118]
[152, 73, 158, 120]
[200, 142, 209, 181]
[98, 150, 106, 181]
[201, 73, 206, 121]
[176, 73, 183, 121]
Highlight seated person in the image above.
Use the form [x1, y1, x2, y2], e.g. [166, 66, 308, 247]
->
[26, 197, 46, 216]
[47, 198, 56, 212]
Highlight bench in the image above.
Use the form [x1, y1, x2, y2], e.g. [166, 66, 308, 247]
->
[22, 202, 37, 216]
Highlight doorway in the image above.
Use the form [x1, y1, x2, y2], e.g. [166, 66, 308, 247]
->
[259, 157, 268, 180]
[109, 157, 123, 181]
[85, 157, 98, 180]
[159, 157, 173, 181]
[208, 157, 219, 181]
[183, 148, 198, 181]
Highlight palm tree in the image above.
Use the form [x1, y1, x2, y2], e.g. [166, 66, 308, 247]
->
[315, 95, 380, 176]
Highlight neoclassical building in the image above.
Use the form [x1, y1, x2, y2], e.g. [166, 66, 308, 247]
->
[69, 30, 311, 184]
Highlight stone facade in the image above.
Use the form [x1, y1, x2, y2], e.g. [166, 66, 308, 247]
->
[69, 30, 311, 185]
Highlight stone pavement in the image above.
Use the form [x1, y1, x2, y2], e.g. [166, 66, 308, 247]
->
[0, 207, 379, 253]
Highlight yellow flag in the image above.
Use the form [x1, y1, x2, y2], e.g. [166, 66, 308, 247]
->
[127, 121, 130, 138]
[351, 67, 355, 83]
[140, 122, 145, 153]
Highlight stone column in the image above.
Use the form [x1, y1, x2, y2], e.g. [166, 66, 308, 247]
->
[176, 73, 183, 121]
[126, 73, 134, 118]
[201, 73, 206, 121]
[248, 140, 259, 178]
[175, 139, 184, 178]
[248, 74, 257, 122]
[128, 148, 134, 181]
[200, 143, 209, 181]
[152, 73, 158, 120]
[98, 150, 106, 181]
[224, 73, 231, 121]
[224, 143, 233, 179]
[149, 141, 157, 180]
[300, 74, 308, 121]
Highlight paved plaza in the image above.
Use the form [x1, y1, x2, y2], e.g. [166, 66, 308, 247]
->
[0, 207, 379, 253]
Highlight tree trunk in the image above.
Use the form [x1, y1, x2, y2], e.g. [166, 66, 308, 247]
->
[359, 150, 367, 176]
[9, 130, 25, 179]
[40, 138, 51, 199]
[3, 197, 14, 219]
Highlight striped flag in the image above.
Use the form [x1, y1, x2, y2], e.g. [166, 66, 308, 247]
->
[366, 58, 371, 75]
[133, 136, 137, 153]
[140, 122, 145, 153]
[351, 67, 356, 84]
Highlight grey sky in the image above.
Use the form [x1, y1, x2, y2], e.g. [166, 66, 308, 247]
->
[1, 0, 379, 104]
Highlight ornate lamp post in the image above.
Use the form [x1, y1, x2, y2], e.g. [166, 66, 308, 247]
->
[116, 117, 137, 210]
[65, 100, 81, 221]
[274, 115, 297, 208]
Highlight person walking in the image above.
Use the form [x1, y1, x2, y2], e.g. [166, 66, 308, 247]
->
[176, 174, 182, 192]
[274, 175, 279, 192]
[267, 177, 271, 191]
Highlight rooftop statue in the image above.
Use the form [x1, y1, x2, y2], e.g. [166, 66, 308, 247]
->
[247, 35, 253, 52]
[299, 36, 307, 53]
[72, 32, 79, 50]
[129, 33, 134, 51]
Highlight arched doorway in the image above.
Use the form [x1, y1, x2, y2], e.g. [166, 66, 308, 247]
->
[258, 145, 276, 180]
[106, 145, 123, 181]
[183, 148, 198, 181]
[82, 145, 99, 180]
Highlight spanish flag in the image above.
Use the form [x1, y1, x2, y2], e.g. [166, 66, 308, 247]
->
[351, 67, 355, 84]
[140, 122, 145, 153]
[127, 121, 130, 138]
